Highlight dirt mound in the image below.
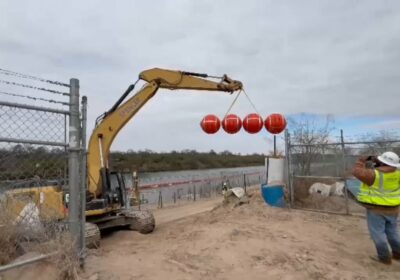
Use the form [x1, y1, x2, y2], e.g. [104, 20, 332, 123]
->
[295, 193, 366, 214]
[296, 193, 348, 212]
[0, 252, 59, 280]
[83, 189, 398, 280]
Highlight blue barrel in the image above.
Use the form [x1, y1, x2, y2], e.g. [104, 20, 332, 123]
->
[261, 184, 285, 208]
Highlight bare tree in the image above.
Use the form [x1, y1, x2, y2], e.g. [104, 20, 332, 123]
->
[359, 130, 400, 155]
[289, 114, 335, 175]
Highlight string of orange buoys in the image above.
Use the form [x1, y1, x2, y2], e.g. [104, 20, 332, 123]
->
[200, 113, 287, 135]
[200, 89, 286, 135]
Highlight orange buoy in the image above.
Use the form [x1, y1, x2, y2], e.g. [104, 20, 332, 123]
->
[265, 113, 287, 134]
[222, 114, 242, 134]
[243, 113, 263, 134]
[200, 114, 221, 134]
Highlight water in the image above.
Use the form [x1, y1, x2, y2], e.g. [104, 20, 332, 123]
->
[0, 166, 267, 206]
[124, 165, 266, 205]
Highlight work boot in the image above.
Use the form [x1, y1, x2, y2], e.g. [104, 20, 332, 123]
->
[393, 252, 400, 261]
[369, 256, 392, 265]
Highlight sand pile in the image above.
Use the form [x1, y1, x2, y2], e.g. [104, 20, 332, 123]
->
[295, 193, 366, 214]
[81, 189, 400, 280]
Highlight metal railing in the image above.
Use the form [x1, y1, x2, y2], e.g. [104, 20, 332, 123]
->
[137, 171, 265, 209]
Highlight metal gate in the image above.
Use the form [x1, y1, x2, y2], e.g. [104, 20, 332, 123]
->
[0, 69, 86, 273]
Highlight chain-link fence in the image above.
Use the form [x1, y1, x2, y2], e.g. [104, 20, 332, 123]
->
[0, 69, 85, 275]
[0, 103, 68, 187]
[286, 130, 400, 216]
[128, 170, 265, 209]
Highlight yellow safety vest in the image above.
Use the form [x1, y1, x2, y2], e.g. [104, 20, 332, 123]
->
[357, 170, 400, 206]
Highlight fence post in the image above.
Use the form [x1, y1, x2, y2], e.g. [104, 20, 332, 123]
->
[243, 174, 247, 193]
[79, 95, 87, 263]
[133, 171, 140, 210]
[340, 129, 350, 215]
[285, 130, 293, 206]
[266, 156, 270, 184]
[158, 190, 163, 208]
[68, 78, 80, 253]
[64, 115, 68, 186]
[193, 185, 196, 201]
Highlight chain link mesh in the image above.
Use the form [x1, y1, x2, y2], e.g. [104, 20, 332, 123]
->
[289, 133, 400, 215]
[0, 104, 66, 143]
[0, 102, 69, 266]
[136, 171, 264, 210]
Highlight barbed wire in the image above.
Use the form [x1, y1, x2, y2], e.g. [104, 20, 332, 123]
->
[0, 90, 69, 106]
[0, 68, 70, 87]
[0, 79, 69, 96]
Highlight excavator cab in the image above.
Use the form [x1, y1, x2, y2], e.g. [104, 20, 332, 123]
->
[85, 169, 127, 212]
[85, 169, 155, 233]
[86, 169, 124, 209]
[101, 169, 125, 207]
[109, 172, 126, 206]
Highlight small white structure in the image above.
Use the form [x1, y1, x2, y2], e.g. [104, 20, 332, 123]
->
[265, 157, 285, 184]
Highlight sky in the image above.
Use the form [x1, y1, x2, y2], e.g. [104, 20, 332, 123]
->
[0, 0, 399, 154]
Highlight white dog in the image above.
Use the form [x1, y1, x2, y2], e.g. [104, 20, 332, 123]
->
[309, 181, 345, 197]
[309, 182, 332, 197]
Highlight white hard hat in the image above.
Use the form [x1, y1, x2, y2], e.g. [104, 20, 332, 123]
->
[377, 151, 400, 168]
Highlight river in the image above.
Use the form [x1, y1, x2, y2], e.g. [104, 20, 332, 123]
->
[124, 165, 266, 205]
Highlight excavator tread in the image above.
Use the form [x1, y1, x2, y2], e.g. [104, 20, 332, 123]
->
[85, 222, 101, 248]
[123, 209, 155, 234]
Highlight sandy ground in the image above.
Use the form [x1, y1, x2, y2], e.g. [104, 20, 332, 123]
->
[79, 189, 400, 280]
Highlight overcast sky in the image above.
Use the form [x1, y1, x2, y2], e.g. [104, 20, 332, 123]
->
[0, 0, 399, 154]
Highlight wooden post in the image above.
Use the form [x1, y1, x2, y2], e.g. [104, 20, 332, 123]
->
[158, 190, 163, 208]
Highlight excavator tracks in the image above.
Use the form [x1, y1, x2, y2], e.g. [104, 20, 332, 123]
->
[85, 222, 101, 248]
[123, 209, 155, 234]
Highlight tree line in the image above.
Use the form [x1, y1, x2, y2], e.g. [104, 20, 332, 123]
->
[109, 149, 265, 172]
[0, 145, 265, 181]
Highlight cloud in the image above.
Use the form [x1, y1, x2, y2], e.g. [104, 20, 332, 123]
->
[1, 0, 400, 153]
[362, 119, 400, 131]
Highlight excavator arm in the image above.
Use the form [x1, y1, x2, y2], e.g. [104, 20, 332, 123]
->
[87, 68, 243, 198]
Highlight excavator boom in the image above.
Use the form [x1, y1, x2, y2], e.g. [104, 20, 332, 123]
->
[87, 68, 243, 197]
[139, 68, 242, 92]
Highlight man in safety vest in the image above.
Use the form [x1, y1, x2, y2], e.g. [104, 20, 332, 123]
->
[352, 151, 400, 264]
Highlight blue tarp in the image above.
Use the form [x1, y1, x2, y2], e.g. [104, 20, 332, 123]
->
[346, 179, 361, 198]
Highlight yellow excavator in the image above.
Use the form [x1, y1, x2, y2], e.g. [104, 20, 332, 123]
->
[3, 68, 243, 244]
